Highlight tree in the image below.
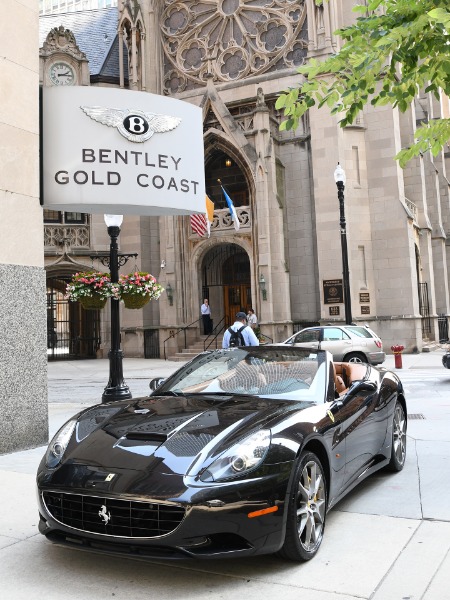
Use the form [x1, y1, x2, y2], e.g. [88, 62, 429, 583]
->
[275, 0, 450, 167]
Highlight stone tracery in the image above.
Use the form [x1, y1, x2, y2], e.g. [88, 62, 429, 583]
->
[161, 0, 308, 94]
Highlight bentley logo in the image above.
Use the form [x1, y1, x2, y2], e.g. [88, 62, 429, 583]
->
[98, 504, 111, 525]
[80, 106, 182, 143]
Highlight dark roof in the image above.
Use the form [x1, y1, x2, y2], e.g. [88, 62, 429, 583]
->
[39, 7, 125, 79]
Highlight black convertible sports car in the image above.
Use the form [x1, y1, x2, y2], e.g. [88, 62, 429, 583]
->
[37, 347, 407, 561]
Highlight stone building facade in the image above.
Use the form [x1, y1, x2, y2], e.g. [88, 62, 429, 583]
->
[0, 0, 48, 453]
[39, 0, 450, 364]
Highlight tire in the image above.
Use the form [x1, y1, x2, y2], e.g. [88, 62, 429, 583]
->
[278, 451, 327, 561]
[344, 352, 366, 364]
[387, 401, 407, 472]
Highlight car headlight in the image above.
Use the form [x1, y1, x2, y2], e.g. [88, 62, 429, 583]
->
[200, 430, 271, 482]
[45, 419, 77, 469]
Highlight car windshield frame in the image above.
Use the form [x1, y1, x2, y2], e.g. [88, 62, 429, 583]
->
[153, 347, 331, 402]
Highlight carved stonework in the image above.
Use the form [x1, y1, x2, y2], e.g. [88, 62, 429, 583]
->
[162, 0, 308, 94]
[40, 25, 87, 60]
[44, 225, 90, 249]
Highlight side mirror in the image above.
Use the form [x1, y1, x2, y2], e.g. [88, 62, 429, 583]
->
[149, 377, 166, 392]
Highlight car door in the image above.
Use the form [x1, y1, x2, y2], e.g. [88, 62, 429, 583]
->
[290, 328, 321, 350]
[319, 327, 352, 361]
[333, 379, 387, 489]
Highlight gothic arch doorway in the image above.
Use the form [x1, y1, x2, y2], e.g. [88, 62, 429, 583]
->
[200, 243, 251, 328]
[47, 275, 101, 360]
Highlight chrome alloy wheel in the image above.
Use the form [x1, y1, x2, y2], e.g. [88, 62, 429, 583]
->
[296, 459, 326, 552]
[392, 403, 407, 467]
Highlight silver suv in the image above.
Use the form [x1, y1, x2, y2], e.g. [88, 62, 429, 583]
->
[281, 325, 385, 365]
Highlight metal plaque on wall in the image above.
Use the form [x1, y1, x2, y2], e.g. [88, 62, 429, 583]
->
[359, 292, 370, 303]
[323, 280, 343, 304]
[361, 306, 370, 314]
[329, 306, 340, 316]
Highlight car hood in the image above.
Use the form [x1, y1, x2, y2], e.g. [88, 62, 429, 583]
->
[61, 394, 306, 476]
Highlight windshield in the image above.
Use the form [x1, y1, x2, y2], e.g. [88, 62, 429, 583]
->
[154, 347, 329, 402]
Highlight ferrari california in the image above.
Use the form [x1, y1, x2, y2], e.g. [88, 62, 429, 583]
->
[37, 347, 407, 561]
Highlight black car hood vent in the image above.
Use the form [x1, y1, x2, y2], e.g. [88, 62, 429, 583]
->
[105, 414, 195, 440]
[125, 431, 168, 443]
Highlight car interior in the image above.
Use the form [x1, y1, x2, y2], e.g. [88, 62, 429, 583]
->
[332, 362, 368, 396]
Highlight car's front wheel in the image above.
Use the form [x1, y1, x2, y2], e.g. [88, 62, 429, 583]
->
[278, 451, 327, 561]
[387, 401, 407, 471]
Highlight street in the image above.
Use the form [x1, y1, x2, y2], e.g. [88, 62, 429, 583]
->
[0, 352, 449, 599]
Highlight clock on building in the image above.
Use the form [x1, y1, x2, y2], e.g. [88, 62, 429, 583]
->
[49, 61, 76, 86]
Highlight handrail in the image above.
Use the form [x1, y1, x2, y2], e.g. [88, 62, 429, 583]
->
[163, 317, 202, 360]
[204, 316, 227, 351]
[259, 332, 273, 345]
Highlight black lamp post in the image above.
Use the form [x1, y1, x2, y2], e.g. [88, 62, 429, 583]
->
[102, 214, 132, 403]
[334, 164, 353, 325]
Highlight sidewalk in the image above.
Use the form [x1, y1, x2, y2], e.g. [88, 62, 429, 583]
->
[0, 350, 449, 600]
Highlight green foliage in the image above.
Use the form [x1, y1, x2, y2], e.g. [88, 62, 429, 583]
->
[276, 0, 450, 166]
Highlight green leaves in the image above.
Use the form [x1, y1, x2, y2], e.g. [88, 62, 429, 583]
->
[276, 0, 450, 164]
[396, 118, 450, 167]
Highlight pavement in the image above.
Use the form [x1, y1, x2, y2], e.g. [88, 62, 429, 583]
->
[1, 350, 450, 600]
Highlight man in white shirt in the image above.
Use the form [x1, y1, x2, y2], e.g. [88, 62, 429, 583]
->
[201, 298, 212, 334]
[222, 312, 259, 348]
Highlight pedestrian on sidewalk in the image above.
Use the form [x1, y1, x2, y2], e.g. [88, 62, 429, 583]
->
[222, 312, 259, 348]
[247, 308, 258, 329]
[201, 298, 213, 335]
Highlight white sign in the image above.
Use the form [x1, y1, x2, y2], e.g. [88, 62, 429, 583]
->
[41, 87, 205, 215]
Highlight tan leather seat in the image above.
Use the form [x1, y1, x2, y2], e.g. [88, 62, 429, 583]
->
[332, 362, 347, 395]
[335, 374, 346, 394]
[333, 361, 367, 396]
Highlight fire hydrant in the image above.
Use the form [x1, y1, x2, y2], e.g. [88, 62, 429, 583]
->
[391, 345, 405, 369]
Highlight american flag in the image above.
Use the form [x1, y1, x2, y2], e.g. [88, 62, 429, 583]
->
[190, 213, 208, 237]
[190, 195, 214, 237]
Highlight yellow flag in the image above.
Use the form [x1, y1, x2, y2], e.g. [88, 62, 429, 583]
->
[206, 195, 214, 223]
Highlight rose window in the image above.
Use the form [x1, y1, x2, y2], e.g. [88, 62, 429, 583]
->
[162, 0, 307, 93]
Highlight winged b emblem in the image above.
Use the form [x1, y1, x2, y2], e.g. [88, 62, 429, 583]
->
[80, 106, 182, 143]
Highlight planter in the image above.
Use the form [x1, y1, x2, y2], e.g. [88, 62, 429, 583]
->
[122, 294, 150, 309]
[79, 294, 107, 310]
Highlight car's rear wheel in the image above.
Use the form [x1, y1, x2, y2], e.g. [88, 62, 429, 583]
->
[344, 352, 366, 363]
[387, 401, 407, 471]
[278, 451, 327, 561]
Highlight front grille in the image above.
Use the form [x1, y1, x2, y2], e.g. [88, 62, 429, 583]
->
[42, 491, 185, 538]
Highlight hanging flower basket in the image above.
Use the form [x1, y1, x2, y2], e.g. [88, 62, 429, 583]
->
[122, 293, 151, 309]
[65, 272, 116, 309]
[119, 272, 164, 309]
[79, 293, 108, 310]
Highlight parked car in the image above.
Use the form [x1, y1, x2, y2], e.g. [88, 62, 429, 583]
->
[37, 346, 406, 562]
[280, 325, 385, 365]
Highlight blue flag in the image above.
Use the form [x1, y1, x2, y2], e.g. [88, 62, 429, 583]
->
[221, 186, 240, 231]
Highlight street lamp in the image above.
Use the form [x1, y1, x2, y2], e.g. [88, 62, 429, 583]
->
[334, 164, 353, 325]
[102, 214, 132, 403]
